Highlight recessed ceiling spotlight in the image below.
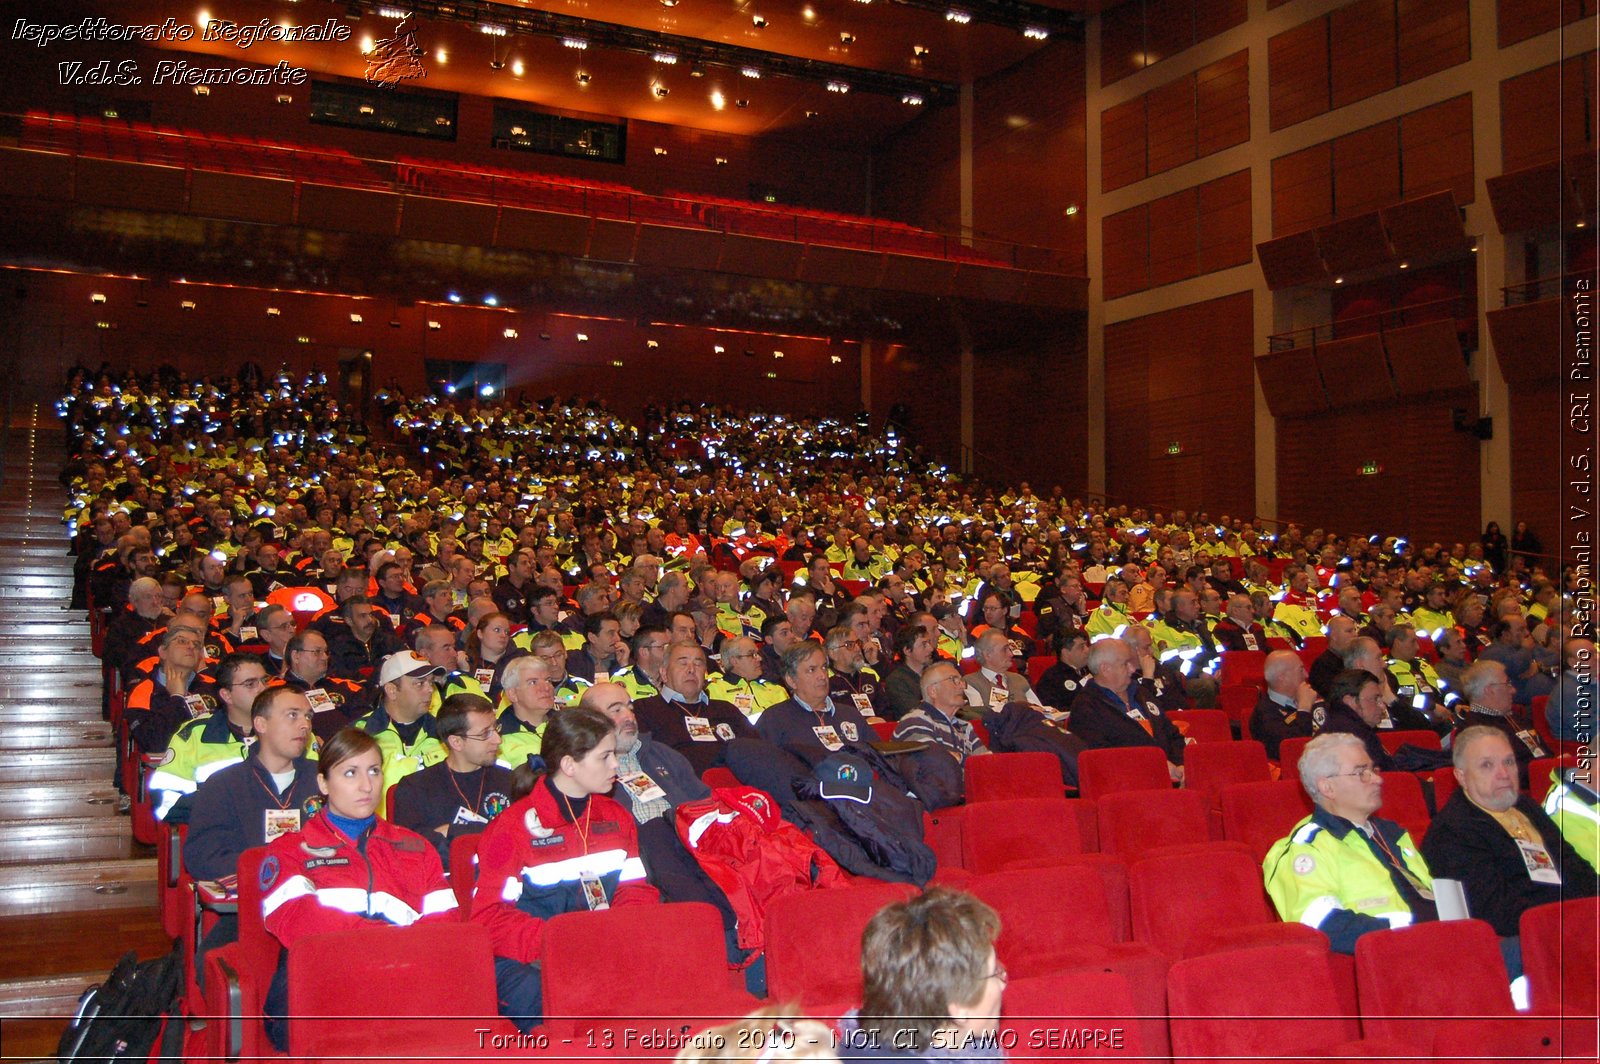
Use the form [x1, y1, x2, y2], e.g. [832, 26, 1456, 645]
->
[826, 81, 850, 93]
[945, 10, 971, 23]
[576, 71, 591, 84]
[912, 44, 930, 57]
[804, 110, 819, 119]
[652, 51, 678, 64]
[741, 66, 762, 78]
[1023, 26, 1049, 39]
[562, 37, 588, 49]
[654, 146, 668, 155]
[715, 157, 729, 165]
[654, 84, 670, 97]
[901, 94, 923, 105]
[839, 32, 855, 44]
[752, 14, 767, 27]
[511, 60, 524, 76]
[1063, 204, 1079, 216]
[736, 98, 749, 108]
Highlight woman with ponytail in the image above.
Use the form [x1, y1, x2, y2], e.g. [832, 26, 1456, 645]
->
[470, 705, 659, 1030]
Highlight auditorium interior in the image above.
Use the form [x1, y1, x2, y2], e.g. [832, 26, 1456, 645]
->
[0, 0, 1595, 1059]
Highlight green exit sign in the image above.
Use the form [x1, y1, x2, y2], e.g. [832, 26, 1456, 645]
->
[1166, 441, 1181, 455]
[1360, 461, 1382, 476]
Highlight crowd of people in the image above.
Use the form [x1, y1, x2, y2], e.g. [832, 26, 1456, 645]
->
[66, 363, 1596, 1056]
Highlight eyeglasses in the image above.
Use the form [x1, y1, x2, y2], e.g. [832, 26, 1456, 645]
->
[231, 676, 270, 690]
[462, 726, 502, 742]
[1330, 764, 1379, 781]
[985, 964, 1008, 985]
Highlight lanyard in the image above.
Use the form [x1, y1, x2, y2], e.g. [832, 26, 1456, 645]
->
[558, 790, 594, 854]
[448, 767, 486, 815]
[1368, 827, 1428, 894]
[252, 763, 293, 811]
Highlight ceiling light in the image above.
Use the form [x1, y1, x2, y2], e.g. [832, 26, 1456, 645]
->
[95, 321, 112, 330]
[275, 94, 292, 104]
[1064, 204, 1079, 216]
[297, 336, 310, 343]
[360, 34, 374, 53]
[479, 24, 506, 36]
[434, 50, 446, 64]
[1398, 261, 1409, 269]
[434, 116, 451, 126]
[378, 6, 408, 18]
[773, 350, 784, 359]
[197, 9, 212, 30]
[804, 110, 819, 119]
[1333, 277, 1344, 285]
[90, 293, 106, 304]
[765, 372, 777, 379]
[483, 295, 499, 306]
[266, 306, 281, 316]
[428, 320, 441, 330]
[503, 328, 518, 338]
[741, 66, 762, 78]
[803, 6, 818, 20]
[359, 104, 375, 115]
[576, 71, 591, 84]
[350, 313, 364, 322]
[511, 60, 524, 76]
[901, 94, 923, 105]
[577, 333, 589, 342]
[192, 85, 210, 96]
[839, 32, 855, 44]
[647, 340, 660, 348]
[912, 44, 930, 57]
[610, 359, 624, 367]
[654, 146, 668, 155]
[479, 384, 495, 397]
[180, 300, 196, 310]
[652, 51, 678, 64]
[736, 98, 749, 108]
[945, 10, 971, 23]
[713, 345, 725, 353]
[562, 37, 588, 49]
[752, 14, 767, 27]
[831, 355, 842, 364]
[710, 90, 725, 109]
[510, 125, 526, 136]
[1023, 26, 1049, 39]
[661, 0, 679, 6]
[715, 157, 729, 166]
[654, 84, 670, 97]
[827, 81, 850, 93]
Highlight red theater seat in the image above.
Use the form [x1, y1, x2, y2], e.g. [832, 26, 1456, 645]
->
[1521, 896, 1599, 1015]
[765, 881, 916, 1015]
[1077, 747, 1170, 801]
[1219, 779, 1315, 862]
[964, 751, 1065, 802]
[1353, 919, 1513, 1048]
[1129, 847, 1328, 961]
[961, 797, 1086, 874]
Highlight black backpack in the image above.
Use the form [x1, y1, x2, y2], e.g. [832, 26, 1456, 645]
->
[57, 948, 186, 1063]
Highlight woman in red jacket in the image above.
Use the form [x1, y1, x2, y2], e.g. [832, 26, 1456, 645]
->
[258, 727, 458, 1050]
[471, 706, 658, 1030]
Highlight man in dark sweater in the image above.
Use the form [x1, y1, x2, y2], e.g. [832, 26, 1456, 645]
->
[390, 693, 514, 864]
[1421, 727, 1596, 976]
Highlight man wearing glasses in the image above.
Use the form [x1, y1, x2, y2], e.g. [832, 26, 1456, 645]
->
[279, 629, 369, 741]
[149, 652, 272, 823]
[1265, 731, 1437, 954]
[254, 605, 297, 675]
[1451, 660, 1549, 788]
[391, 693, 512, 863]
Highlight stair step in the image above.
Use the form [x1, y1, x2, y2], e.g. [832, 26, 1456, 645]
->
[0, 704, 105, 725]
[0, 783, 123, 819]
[0, 858, 158, 915]
[5, 749, 117, 783]
[0, 721, 112, 750]
[0, 970, 106, 1019]
[0, 817, 137, 864]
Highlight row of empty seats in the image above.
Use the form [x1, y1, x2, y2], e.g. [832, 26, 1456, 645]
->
[16, 111, 1011, 265]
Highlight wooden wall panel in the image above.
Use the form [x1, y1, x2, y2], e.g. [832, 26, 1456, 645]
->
[1500, 56, 1594, 172]
[1099, 0, 1248, 87]
[1398, 0, 1471, 84]
[1195, 52, 1251, 158]
[1104, 292, 1254, 514]
[1276, 387, 1481, 542]
[972, 326, 1089, 487]
[1269, 18, 1331, 130]
[1197, 169, 1254, 275]
[1330, 0, 1399, 110]
[1146, 76, 1199, 176]
[1401, 94, 1475, 204]
[1273, 143, 1335, 236]
[1498, 0, 1590, 48]
[1146, 188, 1200, 288]
[1333, 121, 1401, 218]
[1100, 2, 1146, 86]
[1508, 381, 1561, 539]
[1102, 206, 1150, 299]
[1102, 96, 1149, 193]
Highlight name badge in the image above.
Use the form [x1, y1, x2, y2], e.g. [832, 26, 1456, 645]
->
[850, 693, 873, 714]
[184, 694, 210, 718]
[388, 613, 402, 629]
[475, 669, 495, 688]
[1242, 633, 1259, 651]
[268, 580, 285, 593]
[239, 625, 258, 641]
[617, 771, 666, 803]
[264, 808, 301, 842]
[840, 721, 859, 742]
[685, 715, 716, 741]
[579, 871, 610, 910]
[1517, 837, 1562, 884]
[988, 684, 1009, 707]
[732, 692, 756, 718]
[595, 671, 610, 684]
[305, 688, 335, 713]
[813, 725, 844, 751]
[452, 805, 489, 826]
[1008, 639, 1026, 659]
[1515, 729, 1548, 758]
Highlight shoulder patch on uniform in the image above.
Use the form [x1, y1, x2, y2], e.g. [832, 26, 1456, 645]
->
[301, 796, 324, 819]
[1292, 823, 1321, 844]
[1293, 854, 1316, 875]
[1311, 706, 1326, 729]
[157, 748, 177, 766]
[259, 854, 280, 890]
[524, 808, 554, 839]
[715, 723, 735, 741]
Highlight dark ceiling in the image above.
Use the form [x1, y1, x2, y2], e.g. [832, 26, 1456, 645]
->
[92, 0, 1105, 144]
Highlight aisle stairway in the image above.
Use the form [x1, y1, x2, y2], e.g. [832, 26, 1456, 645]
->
[0, 405, 169, 1059]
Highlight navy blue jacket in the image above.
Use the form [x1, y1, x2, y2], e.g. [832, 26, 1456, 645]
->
[182, 748, 322, 882]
